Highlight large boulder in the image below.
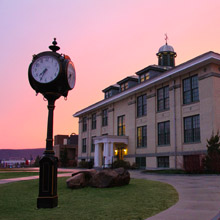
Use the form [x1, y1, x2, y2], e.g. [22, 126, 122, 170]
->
[113, 167, 130, 186]
[66, 170, 97, 189]
[66, 168, 130, 189]
[66, 173, 86, 189]
[91, 167, 130, 188]
[90, 169, 118, 188]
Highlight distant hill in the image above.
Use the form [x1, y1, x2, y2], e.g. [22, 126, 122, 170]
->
[0, 149, 44, 160]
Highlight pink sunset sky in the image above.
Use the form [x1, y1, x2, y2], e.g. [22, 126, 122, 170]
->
[1, 0, 220, 149]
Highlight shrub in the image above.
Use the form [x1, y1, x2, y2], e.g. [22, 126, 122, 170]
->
[184, 155, 204, 174]
[68, 160, 77, 167]
[112, 160, 130, 169]
[78, 160, 94, 169]
[130, 162, 139, 170]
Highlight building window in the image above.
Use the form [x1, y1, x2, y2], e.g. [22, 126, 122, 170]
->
[158, 121, 170, 146]
[102, 109, 108, 126]
[157, 86, 169, 111]
[120, 82, 128, 92]
[157, 156, 169, 168]
[137, 94, 147, 117]
[163, 55, 168, 66]
[118, 115, 125, 136]
[137, 126, 147, 148]
[105, 90, 112, 99]
[91, 136, 96, 152]
[82, 138, 86, 153]
[184, 115, 200, 143]
[140, 73, 150, 83]
[183, 75, 199, 104]
[136, 157, 146, 168]
[82, 117, 87, 132]
[91, 113, 96, 130]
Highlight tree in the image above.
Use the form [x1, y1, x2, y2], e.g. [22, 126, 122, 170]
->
[60, 147, 69, 167]
[203, 131, 220, 173]
[34, 155, 40, 167]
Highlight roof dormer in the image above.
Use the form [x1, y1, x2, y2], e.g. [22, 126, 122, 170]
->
[136, 65, 167, 83]
[117, 76, 138, 92]
[102, 84, 120, 99]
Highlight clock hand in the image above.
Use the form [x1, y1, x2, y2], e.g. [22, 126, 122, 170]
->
[39, 68, 48, 81]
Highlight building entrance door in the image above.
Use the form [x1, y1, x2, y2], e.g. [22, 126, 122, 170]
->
[116, 146, 127, 160]
[118, 148, 124, 160]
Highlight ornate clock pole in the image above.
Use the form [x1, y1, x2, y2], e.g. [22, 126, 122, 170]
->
[28, 38, 76, 208]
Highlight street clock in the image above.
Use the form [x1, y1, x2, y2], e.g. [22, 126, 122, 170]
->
[28, 38, 76, 98]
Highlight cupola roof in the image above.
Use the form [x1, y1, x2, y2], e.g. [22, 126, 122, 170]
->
[158, 43, 175, 53]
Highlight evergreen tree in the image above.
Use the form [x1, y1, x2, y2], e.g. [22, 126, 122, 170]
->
[34, 155, 40, 167]
[207, 131, 220, 154]
[60, 147, 69, 167]
[203, 131, 220, 173]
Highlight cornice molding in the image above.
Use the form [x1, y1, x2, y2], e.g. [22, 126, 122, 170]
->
[199, 72, 220, 80]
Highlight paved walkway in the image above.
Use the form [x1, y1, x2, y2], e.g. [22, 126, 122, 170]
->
[130, 171, 220, 220]
[0, 168, 75, 184]
[1, 169, 220, 220]
[0, 173, 72, 184]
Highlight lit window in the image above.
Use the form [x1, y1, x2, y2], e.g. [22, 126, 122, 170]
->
[140, 74, 145, 82]
[140, 73, 150, 83]
[118, 115, 125, 136]
[137, 126, 147, 148]
[145, 73, 150, 80]
[120, 82, 129, 91]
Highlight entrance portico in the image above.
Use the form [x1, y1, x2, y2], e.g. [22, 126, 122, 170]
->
[93, 135, 128, 168]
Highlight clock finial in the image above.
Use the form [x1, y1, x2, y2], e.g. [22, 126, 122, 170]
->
[49, 38, 60, 52]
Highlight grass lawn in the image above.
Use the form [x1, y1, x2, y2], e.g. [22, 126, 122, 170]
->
[0, 177, 178, 220]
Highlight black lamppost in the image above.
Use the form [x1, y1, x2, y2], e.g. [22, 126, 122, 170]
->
[28, 38, 76, 208]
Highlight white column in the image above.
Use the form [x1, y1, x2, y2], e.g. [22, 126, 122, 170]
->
[110, 142, 114, 165]
[103, 142, 108, 168]
[94, 143, 100, 167]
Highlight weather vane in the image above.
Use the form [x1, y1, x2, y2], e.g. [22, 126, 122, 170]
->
[165, 33, 168, 45]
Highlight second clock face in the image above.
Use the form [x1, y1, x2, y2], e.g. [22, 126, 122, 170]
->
[67, 61, 76, 89]
[31, 55, 60, 83]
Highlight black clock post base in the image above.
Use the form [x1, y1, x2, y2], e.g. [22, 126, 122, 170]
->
[37, 154, 58, 209]
[37, 196, 58, 209]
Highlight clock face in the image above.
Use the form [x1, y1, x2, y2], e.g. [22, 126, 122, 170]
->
[67, 61, 76, 89]
[31, 55, 60, 83]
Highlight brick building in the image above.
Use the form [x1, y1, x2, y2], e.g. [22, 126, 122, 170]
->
[54, 134, 78, 167]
